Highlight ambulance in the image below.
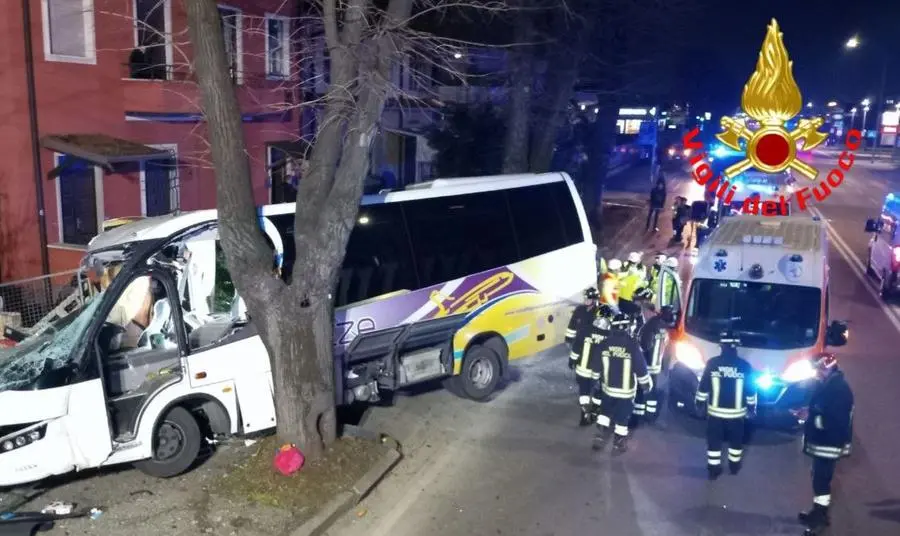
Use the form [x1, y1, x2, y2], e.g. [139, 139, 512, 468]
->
[664, 214, 849, 429]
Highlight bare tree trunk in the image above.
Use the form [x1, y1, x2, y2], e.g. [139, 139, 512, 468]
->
[501, 7, 533, 174]
[528, 56, 580, 173]
[584, 102, 619, 227]
[187, 0, 413, 459]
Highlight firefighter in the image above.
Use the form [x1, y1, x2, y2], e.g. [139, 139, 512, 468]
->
[588, 312, 653, 454]
[565, 287, 600, 349]
[601, 259, 622, 313]
[695, 332, 757, 480]
[799, 353, 854, 534]
[634, 305, 674, 422]
[618, 252, 646, 325]
[569, 305, 614, 426]
[656, 256, 679, 309]
[648, 253, 666, 291]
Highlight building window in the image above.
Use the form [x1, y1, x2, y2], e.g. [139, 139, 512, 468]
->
[141, 147, 179, 216]
[265, 14, 290, 79]
[41, 0, 96, 64]
[218, 5, 242, 83]
[55, 154, 100, 246]
[131, 0, 171, 80]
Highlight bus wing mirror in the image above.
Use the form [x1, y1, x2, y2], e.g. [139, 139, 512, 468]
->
[826, 320, 849, 347]
[865, 218, 881, 233]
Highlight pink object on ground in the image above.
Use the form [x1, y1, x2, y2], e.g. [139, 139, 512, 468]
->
[273, 444, 305, 476]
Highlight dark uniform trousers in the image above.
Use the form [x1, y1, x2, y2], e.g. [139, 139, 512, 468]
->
[812, 457, 837, 505]
[707, 417, 745, 470]
[597, 394, 634, 437]
[632, 375, 659, 418]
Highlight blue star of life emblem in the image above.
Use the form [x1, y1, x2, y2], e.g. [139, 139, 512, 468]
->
[713, 259, 727, 272]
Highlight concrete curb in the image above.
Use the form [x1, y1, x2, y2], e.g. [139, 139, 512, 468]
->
[290, 435, 403, 536]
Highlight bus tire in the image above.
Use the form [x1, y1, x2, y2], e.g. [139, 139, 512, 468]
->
[134, 406, 202, 478]
[456, 345, 502, 401]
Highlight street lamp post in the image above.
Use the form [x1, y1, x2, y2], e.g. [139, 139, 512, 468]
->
[863, 102, 871, 146]
[850, 107, 858, 130]
[846, 36, 890, 150]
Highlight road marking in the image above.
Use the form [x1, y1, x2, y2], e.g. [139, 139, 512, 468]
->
[809, 207, 900, 335]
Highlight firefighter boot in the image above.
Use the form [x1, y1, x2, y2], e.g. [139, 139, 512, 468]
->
[798, 505, 830, 530]
[579, 404, 593, 427]
[592, 426, 612, 451]
[612, 434, 629, 455]
[729, 460, 742, 475]
[707, 464, 723, 481]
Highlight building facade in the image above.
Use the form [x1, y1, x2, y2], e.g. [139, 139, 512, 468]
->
[0, 0, 302, 279]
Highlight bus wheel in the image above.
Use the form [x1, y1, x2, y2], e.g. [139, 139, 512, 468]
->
[134, 406, 202, 478]
[457, 345, 502, 401]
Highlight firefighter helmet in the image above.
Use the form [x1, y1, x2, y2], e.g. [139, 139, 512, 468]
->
[611, 313, 632, 331]
[583, 287, 600, 301]
[654, 253, 667, 265]
[607, 258, 623, 272]
[719, 331, 741, 347]
[627, 251, 642, 263]
[664, 257, 679, 269]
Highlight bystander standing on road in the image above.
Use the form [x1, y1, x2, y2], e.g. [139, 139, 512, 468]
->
[646, 176, 667, 232]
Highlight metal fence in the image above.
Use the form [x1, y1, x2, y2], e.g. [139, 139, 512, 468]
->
[0, 270, 81, 335]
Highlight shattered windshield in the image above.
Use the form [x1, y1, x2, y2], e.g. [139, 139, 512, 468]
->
[0, 294, 103, 392]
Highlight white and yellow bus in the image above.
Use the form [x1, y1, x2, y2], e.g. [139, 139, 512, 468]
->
[0, 172, 596, 486]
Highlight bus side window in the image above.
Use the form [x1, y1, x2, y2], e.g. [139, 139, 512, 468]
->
[337, 204, 418, 306]
[507, 182, 575, 259]
[211, 241, 237, 314]
[404, 190, 518, 288]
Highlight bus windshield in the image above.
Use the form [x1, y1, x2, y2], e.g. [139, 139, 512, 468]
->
[685, 279, 820, 350]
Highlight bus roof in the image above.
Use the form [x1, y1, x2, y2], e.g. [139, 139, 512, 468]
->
[692, 215, 827, 288]
[88, 172, 572, 252]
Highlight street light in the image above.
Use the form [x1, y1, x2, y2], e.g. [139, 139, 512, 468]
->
[828, 101, 838, 107]
[863, 105, 870, 138]
[862, 98, 871, 107]
[806, 102, 813, 108]
[846, 35, 889, 149]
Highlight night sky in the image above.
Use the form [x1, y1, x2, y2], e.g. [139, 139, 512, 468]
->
[677, 0, 900, 116]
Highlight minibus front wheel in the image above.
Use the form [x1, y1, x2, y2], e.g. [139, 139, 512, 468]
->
[134, 406, 202, 478]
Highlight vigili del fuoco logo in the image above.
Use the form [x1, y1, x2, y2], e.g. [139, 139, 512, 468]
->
[683, 18, 862, 216]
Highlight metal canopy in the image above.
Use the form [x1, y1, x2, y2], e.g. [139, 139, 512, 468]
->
[41, 133, 171, 178]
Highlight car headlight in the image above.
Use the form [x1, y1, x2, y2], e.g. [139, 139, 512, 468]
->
[668, 148, 676, 157]
[674, 341, 704, 370]
[781, 359, 816, 383]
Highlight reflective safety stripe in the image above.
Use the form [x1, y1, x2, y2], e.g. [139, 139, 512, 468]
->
[566, 328, 577, 338]
[746, 394, 757, 405]
[569, 351, 579, 360]
[637, 374, 651, 386]
[708, 459, 721, 466]
[596, 414, 611, 427]
[728, 448, 743, 463]
[708, 406, 747, 419]
[633, 409, 645, 416]
[575, 366, 596, 379]
[695, 391, 709, 402]
[580, 339, 592, 371]
[602, 384, 637, 398]
[813, 495, 832, 507]
[634, 403, 646, 410]
[578, 395, 591, 404]
[711, 376, 721, 408]
[734, 377, 744, 410]
[806, 444, 844, 459]
[591, 397, 603, 406]
[646, 400, 658, 414]
[614, 425, 629, 437]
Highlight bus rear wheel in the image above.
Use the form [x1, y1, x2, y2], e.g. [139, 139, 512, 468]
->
[449, 344, 502, 401]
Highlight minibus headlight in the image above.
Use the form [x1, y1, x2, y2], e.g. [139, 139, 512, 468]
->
[0, 424, 47, 454]
[782, 359, 816, 383]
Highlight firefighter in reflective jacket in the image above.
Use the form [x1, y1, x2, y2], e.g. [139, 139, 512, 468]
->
[695, 332, 757, 480]
[655, 257, 679, 309]
[799, 353, 854, 534]
[570, 306, 614, 426]
[566, 287, 600, 349]
[645, 253, 666, 306]
[587, 313, 652, 454]
[601, 259, 622, 313]
[634, 306, 674, 422]
[618, 252, 646, 326]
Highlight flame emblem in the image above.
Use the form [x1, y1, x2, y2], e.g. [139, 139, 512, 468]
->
[716, 19, 828, 181]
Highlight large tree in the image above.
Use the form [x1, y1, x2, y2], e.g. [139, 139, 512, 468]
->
[185, 0, 415, 458]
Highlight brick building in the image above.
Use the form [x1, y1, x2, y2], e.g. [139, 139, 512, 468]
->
[0, 0, 303, 280]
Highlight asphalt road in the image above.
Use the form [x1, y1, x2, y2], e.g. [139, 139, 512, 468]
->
[326, 157, 900, 536]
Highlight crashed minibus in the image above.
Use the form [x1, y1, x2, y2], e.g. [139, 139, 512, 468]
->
[0, 172, 596, 487]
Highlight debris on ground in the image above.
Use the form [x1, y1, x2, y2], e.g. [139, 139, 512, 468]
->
[272, 444, 305, 476]
[218, 435, 388, 525]
[243, 438, 257, 447]
[40, 502, 73, 515]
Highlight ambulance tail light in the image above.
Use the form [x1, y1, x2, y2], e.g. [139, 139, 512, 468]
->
[673, 340, 704, 370]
